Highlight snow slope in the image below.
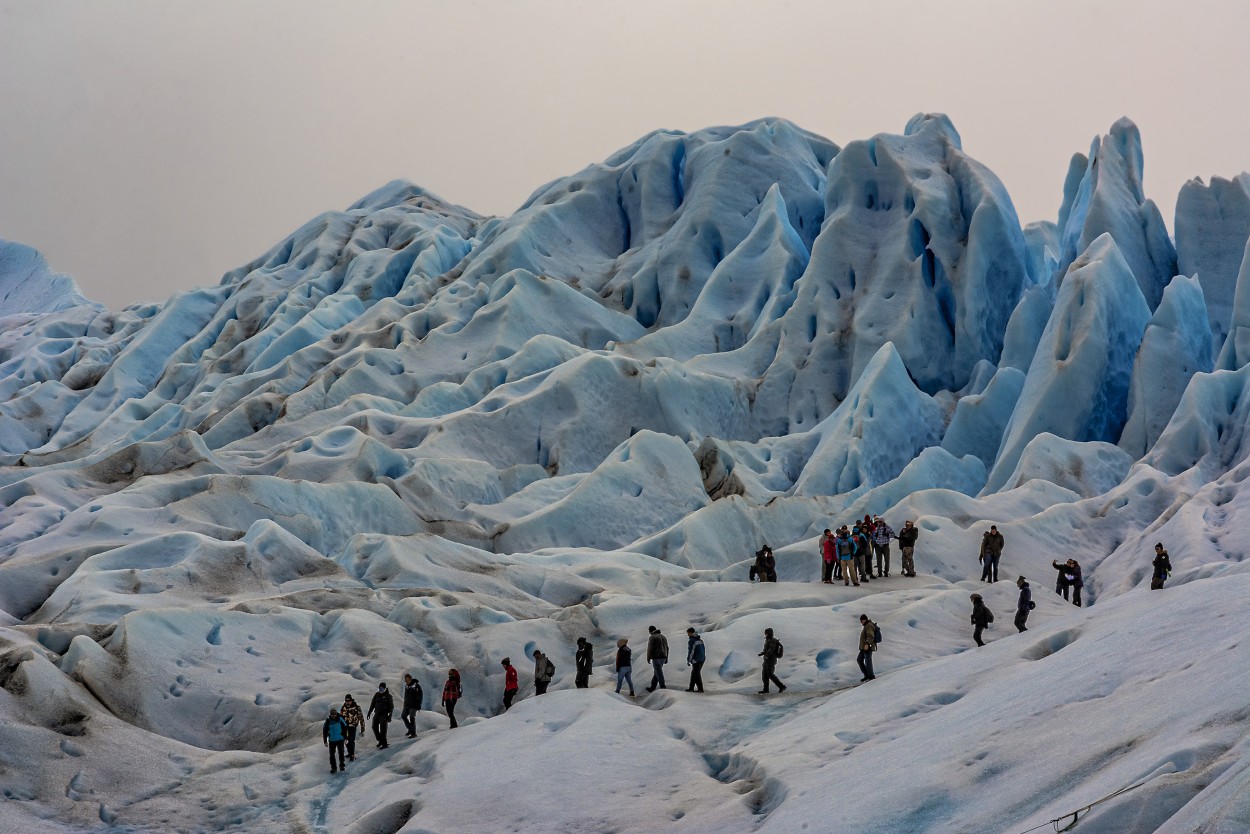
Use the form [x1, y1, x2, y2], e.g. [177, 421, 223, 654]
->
[2, 115, 1250, 834]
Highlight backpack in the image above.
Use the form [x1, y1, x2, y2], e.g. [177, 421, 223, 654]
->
[545, 658, 556, 677]
[776, 641, 784, 658]
[873, 624, 883, 643]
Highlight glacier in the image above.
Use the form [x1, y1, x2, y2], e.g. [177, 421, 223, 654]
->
[2, 114, 1250, 834]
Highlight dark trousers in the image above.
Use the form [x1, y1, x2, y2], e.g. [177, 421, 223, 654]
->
[535, 680, 549, 695]
[857, 649, 875, 680]
[372, 714, 389, 746]
[1056, 580, 1069, 599]
[445, 699, 458, 729]
[858, 552, 872, 580]
[649, 659, 666, 690]
[401, 707, 417, 736]
[761, 661, 784, 692]
[1014, 610, 1029, 632]
[822, 560, 834, 582]
[981, 555, 999, 582]
[345, 726, 357, 759]
[874, 543, 890, 576]
[688, 661, 704, 692]
[834, 560, 842, 580]
[328, 740, 345, 771]
[1150, 575, 1165, 590]
[503, 689, 516, 710]
[1071, 586, 1082, 606]
[973, 626, 985, 647]
[575, 669, 590, 688]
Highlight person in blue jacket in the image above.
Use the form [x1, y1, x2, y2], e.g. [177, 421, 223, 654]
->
[686, 627, 706, 693]
[322, 707, 348, 774]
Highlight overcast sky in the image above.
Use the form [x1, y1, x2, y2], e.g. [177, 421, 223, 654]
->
[2, 0, 1248, 309]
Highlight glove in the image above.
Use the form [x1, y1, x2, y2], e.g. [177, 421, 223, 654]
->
[323, 740, 328, 747]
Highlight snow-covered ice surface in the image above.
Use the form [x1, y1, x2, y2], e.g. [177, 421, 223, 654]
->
[2, 115, 1250, 833]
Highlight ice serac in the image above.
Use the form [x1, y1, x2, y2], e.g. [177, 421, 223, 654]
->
[0, 240, 99, 318]
[622, 184, 809, 361]
[999, 434, 1133, 498]
[763, 113, 1028, 432]
[941, 366, 1026, 469]
[1055, 118, 1176, 310]
[1121, 275, 1214, 458]
[792, 342, 944, 496]
[986, 234, 1152, 492]
[1174, 174, 1250, 347]
[1145, 362, 1250, 476]
[1214, 238, 1250, 371]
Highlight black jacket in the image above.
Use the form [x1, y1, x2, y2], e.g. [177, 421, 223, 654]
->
[971, 601, 992, 627]
[1153, 551, 1172, 579]
[647, 631, 669, 662]
[897, 526, 919, 548]
[761, 637, 781, 663]
[403, 680, 422, 711]
[367, 689, 394, 719]
[576, 643, 593, 673]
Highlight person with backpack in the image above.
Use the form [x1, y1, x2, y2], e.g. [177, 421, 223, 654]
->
[897, 520, 919, 577]
[1015, 576, 1033, 632]
[758, 628, 786, 694]
[970, 593, 994, 647]
[1065, 559, 1084, 607]
[500, 657, 519, 711]
[645, 626, 669, 692]
[1050, 559, 1071, 600]
[340, 694, 364, 761]
[366, 682, 394, 749]
[820, 529, 837, 584]
[614, 638, 635, 696]
[400, 673, 423, 739]
[533, 649, 555, 695]
[686, 628, 706, 693]
[852, 525, 872, 584]
[575, 637, 593, 689]
[322, 707, 348, 774]
[837, 528, 857, 586]
[872, 516, 895, 577]
[1151, 543, 1172, 590]
[980, 525, 1005, 582]
[441, 669, 462, 729]
[857, 614, 878, 681]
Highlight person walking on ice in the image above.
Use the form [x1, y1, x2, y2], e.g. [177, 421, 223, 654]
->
[340, 694, 363, 761]
[575, 637, 593, 689]
[980, 525, 1004, 582]
[898, 520, 919, 577]
[533, 649, 555, 695]
[1151, 543, 1172, 590]
[857, 614, 879, 681]
[645, 626, 668, 692]
[686, 628, 706, 692]
[401, 674, 422, 739]
[441, 669, 462, 729]
[758, 628, 786, 694]
[366, 682, 393, 749]
[322, 707, 348, 774]
[614, 638, 635, 696]
[1015, 576, 1034, 632]
[500, 657, 518, 711]
[970, 593, 993, 647]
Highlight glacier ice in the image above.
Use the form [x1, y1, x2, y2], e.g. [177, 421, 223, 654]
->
[3, 113, 1250, 834]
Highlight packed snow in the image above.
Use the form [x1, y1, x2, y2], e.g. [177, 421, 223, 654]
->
[2, 114, 1250, 834]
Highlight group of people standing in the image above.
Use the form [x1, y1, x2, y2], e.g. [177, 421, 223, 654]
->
[815, 515, 921, 586]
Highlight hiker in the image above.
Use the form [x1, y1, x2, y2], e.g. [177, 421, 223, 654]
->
[852, 525, 872, 583]
[533, 649, 554, 695]
[1065, 559, 1084, 607]
[1015, 576, 1033, 632]
[501, 657, 519, 711]
[838, 528, 858, 586]
[366, 682, 394, 749]
[750, 546, 777, 582]
[645, 626, 668, 692]
[441, 669, 462, 729]
[400, 674, 423, 739]
[857, 615, 878, 681]
[575, 637, 593, 689]
[872, 516, 895, 577]
[1151, 543, 1172, 590]
[897, 520, 919, 576]
[686, 627, 706, 693]
[340, 694, 364, 761]
[1050, 559, 1071, 600]
[615, 638, 635, 696]
[322, 707, 348, 774]
[820, 529, 837, 583]
[970, 593, 993, 647]
[980, 525, 1005, 582]
[758, 628, 786, 694]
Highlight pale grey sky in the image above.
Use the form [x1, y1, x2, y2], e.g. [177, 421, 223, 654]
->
[2, 0, 1248, 309]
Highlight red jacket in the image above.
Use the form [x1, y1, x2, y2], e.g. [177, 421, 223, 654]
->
[504, 665, 518, 692]
[442, 673, 461, 703]
[821, 536, 836, 562]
